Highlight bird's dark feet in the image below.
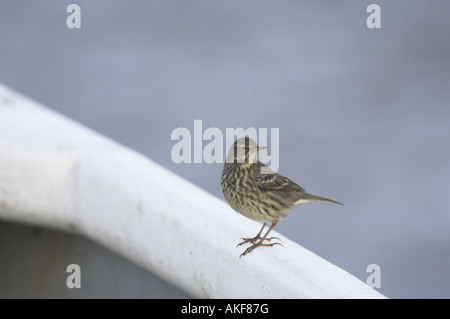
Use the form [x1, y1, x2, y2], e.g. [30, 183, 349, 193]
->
[236, 235, 280, 247]
[239, 240, 283, 258]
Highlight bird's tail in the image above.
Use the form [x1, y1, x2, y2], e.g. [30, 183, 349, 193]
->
[297, 193, 343, 206]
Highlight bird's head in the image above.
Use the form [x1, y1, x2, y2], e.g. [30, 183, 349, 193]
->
[226, 137, 266, 164]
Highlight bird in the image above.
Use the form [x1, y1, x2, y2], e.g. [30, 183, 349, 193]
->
[221, 137, 343, 257]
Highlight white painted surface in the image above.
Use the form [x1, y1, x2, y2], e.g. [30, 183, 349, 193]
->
[0, 84, 385, 298]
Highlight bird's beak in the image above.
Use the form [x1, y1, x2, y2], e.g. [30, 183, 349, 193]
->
[256, 146, 267, 152]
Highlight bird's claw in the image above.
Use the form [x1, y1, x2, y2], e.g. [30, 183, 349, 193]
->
[236, 236, 280, 248]
[239, 241, 283, 258]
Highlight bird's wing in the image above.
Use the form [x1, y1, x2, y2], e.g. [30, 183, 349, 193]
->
[254, 162, 306, 193]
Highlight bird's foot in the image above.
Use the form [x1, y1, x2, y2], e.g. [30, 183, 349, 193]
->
[236, 235, 280, 247]
[239, 240, 283, 258]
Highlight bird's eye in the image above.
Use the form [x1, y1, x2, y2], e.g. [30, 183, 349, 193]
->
[240, 145, 246, 151]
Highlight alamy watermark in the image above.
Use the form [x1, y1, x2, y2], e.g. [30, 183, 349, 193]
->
[66, 264, 81, 288]
[66, 4, 81, 29]
[171, 120, 280, 173]
[65, 3, 380, 30]
[366, 264, 381, 288]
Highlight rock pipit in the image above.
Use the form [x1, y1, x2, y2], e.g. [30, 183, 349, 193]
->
[221, 137, 343, 257]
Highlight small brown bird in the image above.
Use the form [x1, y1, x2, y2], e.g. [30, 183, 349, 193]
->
[221, 137, 343, 257]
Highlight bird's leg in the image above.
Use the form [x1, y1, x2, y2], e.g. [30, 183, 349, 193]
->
[240, 221, 282, 257]
[237, 223, 266, 247]
[237, 223, 281, 247]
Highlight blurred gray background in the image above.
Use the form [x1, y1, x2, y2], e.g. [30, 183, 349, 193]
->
[1, 0, 449, 298]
